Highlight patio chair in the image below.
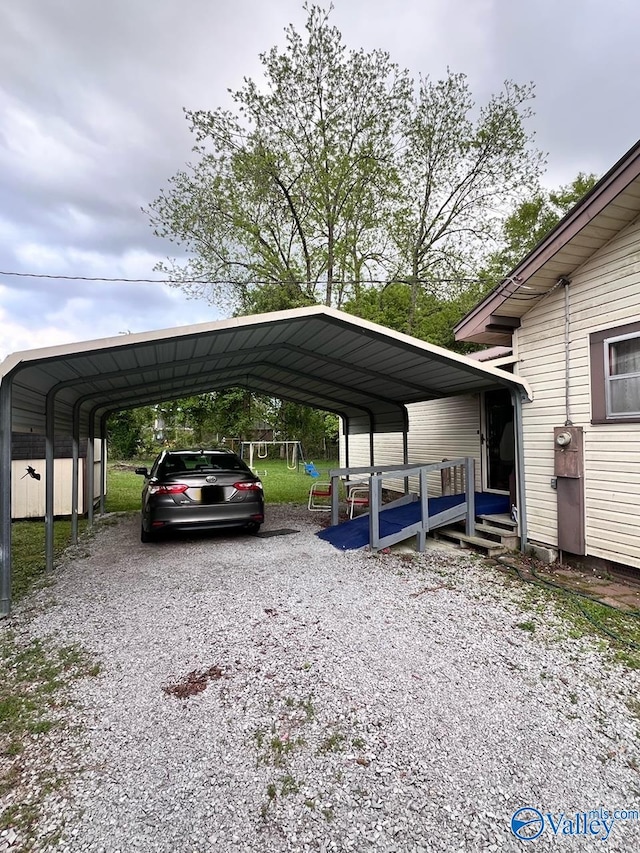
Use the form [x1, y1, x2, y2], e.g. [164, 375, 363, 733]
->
[346, 484, 370, 518]
[308, 480, 332, 511]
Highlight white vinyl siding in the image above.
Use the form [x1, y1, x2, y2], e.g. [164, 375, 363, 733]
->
[341, 395, 482, 494]
[515, 214, 640, 567]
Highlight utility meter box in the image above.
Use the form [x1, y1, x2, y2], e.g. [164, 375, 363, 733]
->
[553, 425, 585, 555]
[553, 426, 583, 478]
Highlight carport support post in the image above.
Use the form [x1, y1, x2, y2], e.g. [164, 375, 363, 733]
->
[402, 428, 409, 495]
[71, 403, 80, 544]
[511, 389, 528, 553]
[99, 414, 108, 515]
[86, 415, 95, 526]
[0, 377, 12, 617]
[464, 457, 476, 538]
[343, 419, 350, 469]
[45, 389, 56, 573]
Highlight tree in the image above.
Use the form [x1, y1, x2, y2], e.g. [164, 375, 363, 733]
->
[390, 73, 544, 331]
[274, 400, 339, 457]
[148, 5, 542, 322]
[479, 172, 600, 287]
[107, 408, 154, 459]
[148, 4, 548, 445]
[346, 173, 601, 352]
[149, 4, 409, 312]
[343, 282, 480, 352]
[170, 389, 270, 444]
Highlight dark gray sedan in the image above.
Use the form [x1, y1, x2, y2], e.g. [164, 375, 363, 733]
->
[136, 449, 264, 542]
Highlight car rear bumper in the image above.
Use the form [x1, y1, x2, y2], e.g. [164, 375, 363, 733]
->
[145, 502, 264, 532]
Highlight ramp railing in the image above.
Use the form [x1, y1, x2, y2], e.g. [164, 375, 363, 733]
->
[328, 458, 475, 553]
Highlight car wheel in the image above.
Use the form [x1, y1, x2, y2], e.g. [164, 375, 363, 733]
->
[245, 521, 262, 534]
[140, 522, 155, 543]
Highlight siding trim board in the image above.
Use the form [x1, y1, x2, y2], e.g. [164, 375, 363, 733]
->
[590, 319, 640, 424]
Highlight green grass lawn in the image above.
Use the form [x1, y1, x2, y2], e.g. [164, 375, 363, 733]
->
[105, 458, 340, 512]
[11, 519, 88, 602]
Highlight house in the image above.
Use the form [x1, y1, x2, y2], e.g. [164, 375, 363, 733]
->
[346, 138, 640, 572]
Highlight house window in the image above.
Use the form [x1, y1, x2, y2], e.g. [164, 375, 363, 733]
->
[606, 335, 640, 415]
[590, 320, 640, 424]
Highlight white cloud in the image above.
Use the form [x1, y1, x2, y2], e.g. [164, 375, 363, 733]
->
[0, 296, 79, 360]
[1, 0, 639, 364]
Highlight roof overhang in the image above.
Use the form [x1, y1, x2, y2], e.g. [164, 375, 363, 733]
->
[1, 305, 532, 438]
[455, 138, 640, 345]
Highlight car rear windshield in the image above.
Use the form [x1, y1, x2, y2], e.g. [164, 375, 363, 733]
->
[159, 453, 251, 477]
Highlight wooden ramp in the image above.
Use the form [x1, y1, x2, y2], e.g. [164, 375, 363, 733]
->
[316, 492, 510, 552]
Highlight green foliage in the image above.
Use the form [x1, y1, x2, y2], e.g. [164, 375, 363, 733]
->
[479, 173, 600, 287]
[347, 172, 600, 348]
[148, 3, 542, 329]
[107, 410, 145, 459]
[318, 731, 346, 753]
[391, 73, 543, 331]
[108, 391, 338, 463]
[150, 3, 409, 311]
[170, 389, 268, 444]
[161, 395, 219, 446]
[344, 282, 480, 352]
[277, 402, 338, 456]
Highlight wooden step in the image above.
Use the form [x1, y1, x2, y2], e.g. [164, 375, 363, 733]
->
[434, 528, 507, 557]
[475, 522, 520, 550]
[477, 513, 517, 531]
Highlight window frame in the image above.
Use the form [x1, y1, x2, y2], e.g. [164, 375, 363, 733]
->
[590, 320, 640, 424]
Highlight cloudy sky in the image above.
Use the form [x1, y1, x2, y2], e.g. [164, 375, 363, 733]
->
[1, 0, 638, 361]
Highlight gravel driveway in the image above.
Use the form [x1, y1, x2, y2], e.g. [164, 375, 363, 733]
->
[12, 506, 640, 852]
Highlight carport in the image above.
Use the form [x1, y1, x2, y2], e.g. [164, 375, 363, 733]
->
[0, 305, 532, 616]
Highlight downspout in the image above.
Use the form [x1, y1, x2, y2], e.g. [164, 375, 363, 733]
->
[0, 376, 12, 617]
[562, 278, 573, 426]
[511, 388, 528, 554]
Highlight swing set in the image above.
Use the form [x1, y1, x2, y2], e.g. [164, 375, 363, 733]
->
[240, 440, 305, 473]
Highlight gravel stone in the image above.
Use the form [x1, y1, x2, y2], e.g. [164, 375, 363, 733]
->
[7, 506, 640, 852]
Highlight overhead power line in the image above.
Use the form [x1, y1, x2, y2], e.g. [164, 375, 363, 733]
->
[0, 270, 208, 284]
[0, 268, 511, 288]
[0, 269, 547, 301]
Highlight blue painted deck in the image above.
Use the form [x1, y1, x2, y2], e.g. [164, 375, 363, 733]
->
[316, 492, 510, 551]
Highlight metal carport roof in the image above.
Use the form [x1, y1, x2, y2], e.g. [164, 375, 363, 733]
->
[0, 305, 532, 616]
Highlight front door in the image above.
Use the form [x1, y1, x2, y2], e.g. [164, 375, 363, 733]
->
[484, 389, 514, 492]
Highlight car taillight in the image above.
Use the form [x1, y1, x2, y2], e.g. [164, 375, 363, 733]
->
[149, 483, 189, 495]
[233, 481, 263, 491]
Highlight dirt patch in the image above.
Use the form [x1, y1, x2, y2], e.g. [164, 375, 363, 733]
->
[163, 664, 226, 699]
